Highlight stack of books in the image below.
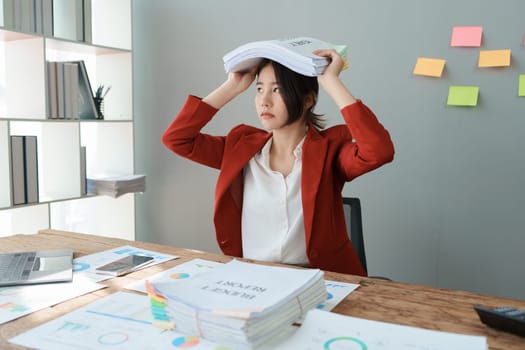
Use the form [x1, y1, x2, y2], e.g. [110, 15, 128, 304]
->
[87, 174, 145, 198]
[152, 259, 326, 349]
[223, 37, 348, 76]
[46, 60, 100, 120]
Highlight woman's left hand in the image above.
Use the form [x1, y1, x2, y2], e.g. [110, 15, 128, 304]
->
[313, 49, 346, 79]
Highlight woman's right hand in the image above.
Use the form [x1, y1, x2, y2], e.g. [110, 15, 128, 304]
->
[203, 67, 257, 109]
[225, 67, 257, 94]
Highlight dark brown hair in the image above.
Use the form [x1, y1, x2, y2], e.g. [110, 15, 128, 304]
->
[257, 59, 325, 130]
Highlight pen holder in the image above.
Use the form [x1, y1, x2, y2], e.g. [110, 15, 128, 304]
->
[94, 97, 104, 120]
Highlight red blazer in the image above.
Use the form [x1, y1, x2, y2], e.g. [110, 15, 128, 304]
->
[162, 95, 394, 276]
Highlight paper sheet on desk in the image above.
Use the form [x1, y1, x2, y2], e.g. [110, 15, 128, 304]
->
[0, 274, 105, 324]
[9, 291, 227, 350]
[273, 308, 488, 350]
[73, 245, 179, 283]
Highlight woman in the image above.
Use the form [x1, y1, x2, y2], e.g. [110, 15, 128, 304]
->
[162, 49, 394, 275]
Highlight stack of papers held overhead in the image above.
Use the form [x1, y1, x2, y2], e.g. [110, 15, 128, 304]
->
[223, 37, 348, 76]
[87, 174, 145, 198]
[152, 259, 326, 350]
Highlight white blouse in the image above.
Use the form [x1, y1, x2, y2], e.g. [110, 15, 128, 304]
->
[241, 136, 308, 266]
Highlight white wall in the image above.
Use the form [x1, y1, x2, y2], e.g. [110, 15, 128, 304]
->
[133, 0, 525, 300]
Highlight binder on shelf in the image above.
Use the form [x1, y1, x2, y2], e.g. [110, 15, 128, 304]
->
[46, 61, 59, 119]
[24, 135, 39, 204]
[3, 0, 50, 34]
[56, 60, 66, 118]
[75, 60, 99, 119]
[64, 62, 80, 119]
[10, 136, 26, 206]
[80, 146, 87, 196]
[9, 135, 39, 205]
[83, 0, 92, 43]
[3, 0, 16, 29]
[34, 0, 43, 34]
[42, 0, 54, 36]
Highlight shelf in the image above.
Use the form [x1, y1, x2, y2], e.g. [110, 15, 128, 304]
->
[0, 0, 134, 238]
[10, 121, 81, 202]
[45, 39, 132, 121]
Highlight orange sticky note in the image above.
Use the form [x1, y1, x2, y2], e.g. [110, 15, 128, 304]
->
[478, 49, 511, 67]
[450, 26, 483, 47]
[413, 57, 446, 77]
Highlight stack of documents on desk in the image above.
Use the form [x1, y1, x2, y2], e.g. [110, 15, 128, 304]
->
[152, 259, 326, 349]
[223, 37, 348, 77]
[87, 174, 145, 198]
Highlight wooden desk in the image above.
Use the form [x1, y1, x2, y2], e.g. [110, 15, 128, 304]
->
[1, 229, 524, 349]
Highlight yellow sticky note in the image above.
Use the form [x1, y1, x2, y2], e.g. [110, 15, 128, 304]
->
[413, 57, 446, 77]
[519, 75, 525, 97]
[478, 49, 511, 68]
[447, 86, 479, 106]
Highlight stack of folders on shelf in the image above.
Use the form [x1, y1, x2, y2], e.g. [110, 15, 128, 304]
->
[46, 60, 100, 120]
[223, 37, 348, 77]
[87, 174, 146, 198]
[152, 259, 326, 350]
[10, 135, 38, 205]
[2, 0, 53, 36]
[3, 0, 92, 41]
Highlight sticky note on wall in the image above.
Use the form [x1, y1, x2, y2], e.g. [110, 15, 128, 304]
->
[413, 57, 446, 77]
[450, 26, 483, 47]
[519, 75, 525, 97]
[447, 86, 479, 106]
[478, 49, 511, 67]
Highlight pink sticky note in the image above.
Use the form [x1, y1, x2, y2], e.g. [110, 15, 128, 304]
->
[450, 26, 483, 47]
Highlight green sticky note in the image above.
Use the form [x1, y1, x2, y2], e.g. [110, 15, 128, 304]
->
[447, 86, 479, 106]
[519, 75, 525, 97]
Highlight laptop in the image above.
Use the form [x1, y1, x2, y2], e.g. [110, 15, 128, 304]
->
[0, 249, 73, 287]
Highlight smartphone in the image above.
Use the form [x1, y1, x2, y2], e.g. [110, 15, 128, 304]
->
[94, 255, 154, 276]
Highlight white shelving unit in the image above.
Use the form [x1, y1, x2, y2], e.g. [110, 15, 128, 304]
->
[0, 0, 135, 239]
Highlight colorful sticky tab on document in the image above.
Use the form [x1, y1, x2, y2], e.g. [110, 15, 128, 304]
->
[478, 49, 511, 68]
[450, 26, 483, 47]
[519, 75, 525, 97]
[146, 280, 175, 330]
[447, 86, 479, 106]
[413, 57, 446, 77]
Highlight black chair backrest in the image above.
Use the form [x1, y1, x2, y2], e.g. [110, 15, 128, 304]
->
[342, 197, 368, 274]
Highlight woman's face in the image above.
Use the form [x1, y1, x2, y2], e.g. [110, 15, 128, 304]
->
[255, 64, 289, 130]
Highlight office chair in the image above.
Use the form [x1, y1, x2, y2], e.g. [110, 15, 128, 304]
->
[342, 197, 391, 280]
[342, 197, 368, 274]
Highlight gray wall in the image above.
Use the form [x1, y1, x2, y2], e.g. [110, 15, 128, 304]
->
[133, 0, 525, 300]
